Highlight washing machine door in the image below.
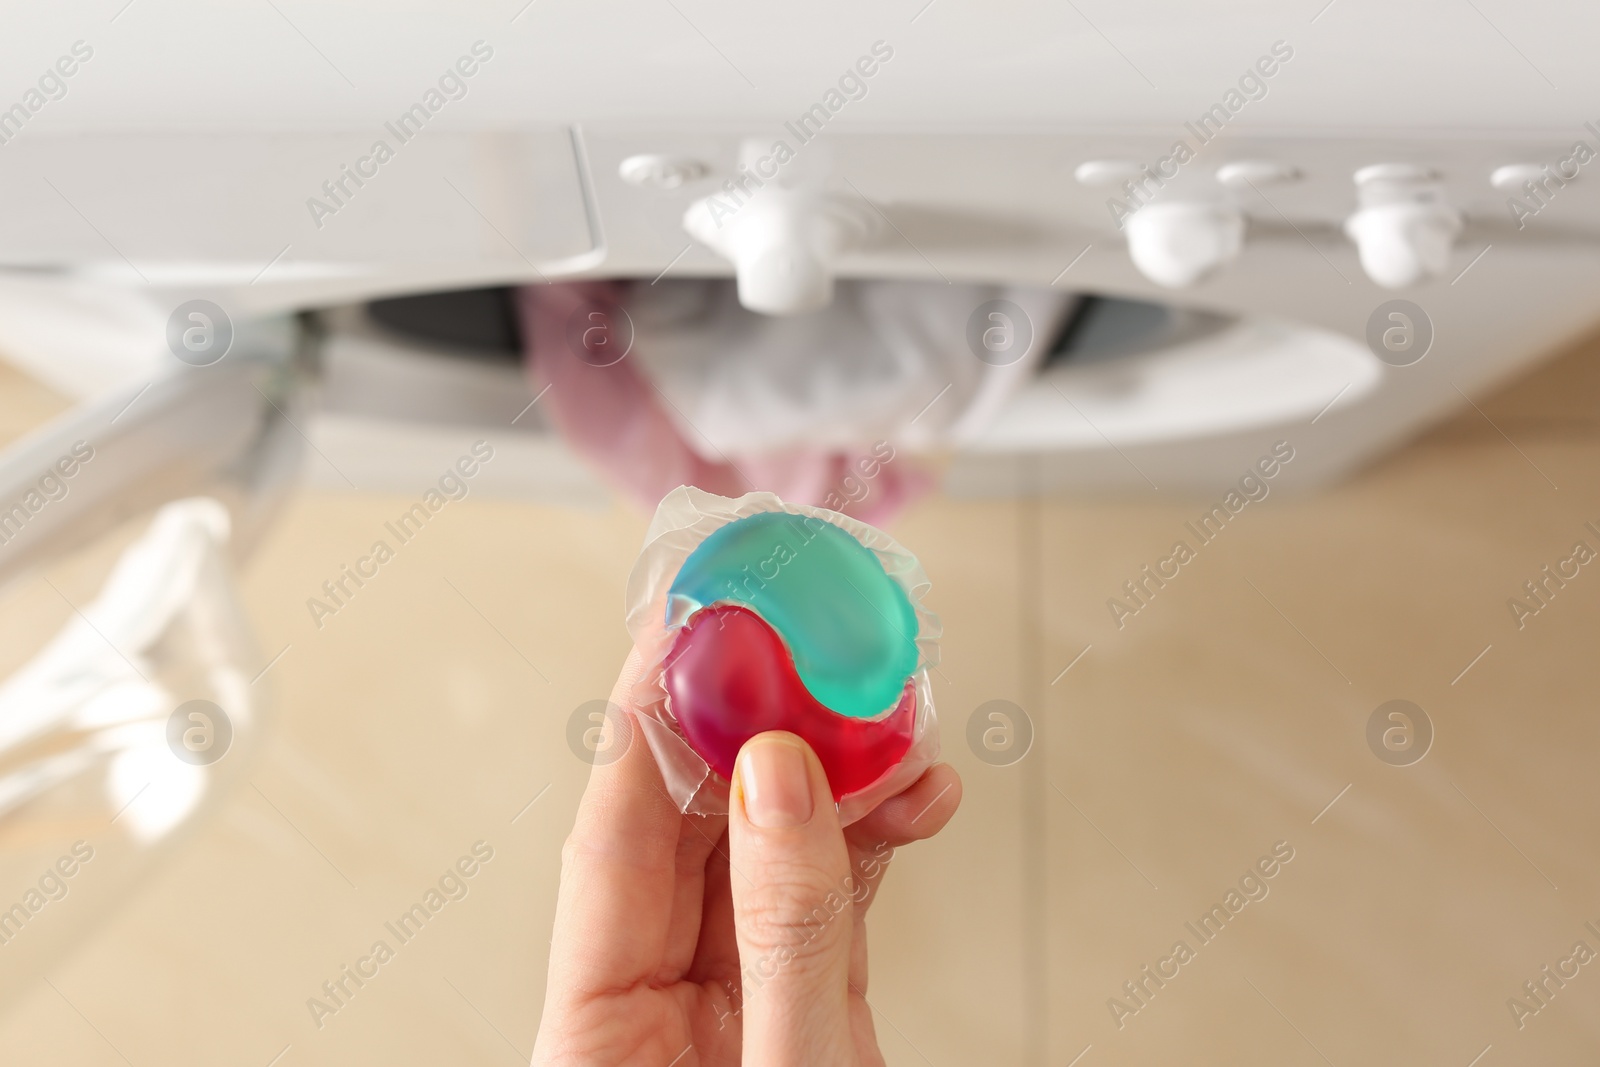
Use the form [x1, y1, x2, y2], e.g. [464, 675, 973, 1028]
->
[0, 314, 306, 1007]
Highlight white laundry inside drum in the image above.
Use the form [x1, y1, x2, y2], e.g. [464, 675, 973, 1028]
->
[624, 278, 1078, 455]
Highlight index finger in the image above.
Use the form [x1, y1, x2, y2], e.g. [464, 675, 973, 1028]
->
[545, 649, 686, 995]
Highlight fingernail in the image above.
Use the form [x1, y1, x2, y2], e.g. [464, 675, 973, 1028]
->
[738, 735, 815, 828]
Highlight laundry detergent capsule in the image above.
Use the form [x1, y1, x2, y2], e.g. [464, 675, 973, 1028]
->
[626, 488, 940, 819]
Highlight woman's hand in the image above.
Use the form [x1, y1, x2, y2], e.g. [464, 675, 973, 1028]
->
[532, 650, 962, 1066]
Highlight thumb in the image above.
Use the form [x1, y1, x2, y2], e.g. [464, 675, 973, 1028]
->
[728, 732, 860, 1067]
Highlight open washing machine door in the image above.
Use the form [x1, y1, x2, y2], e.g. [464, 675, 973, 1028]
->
[0, 314, 310, 1005]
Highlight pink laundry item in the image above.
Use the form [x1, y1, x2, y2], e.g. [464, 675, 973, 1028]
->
[515, 281, 930, 525]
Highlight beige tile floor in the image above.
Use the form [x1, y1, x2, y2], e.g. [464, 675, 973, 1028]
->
[0, 327, 1597, 1066]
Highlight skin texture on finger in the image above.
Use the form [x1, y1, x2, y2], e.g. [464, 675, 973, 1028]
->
[545, 649, 688, 996]
[729, 733, 859, 1067]
[659, 812, 730, 983]
[844, 763, 963, 914]
[848, 996, 887, 1067]
[677, 825, 746, 1057]
[687, 826, 741, 986]
[537, 655, 737, 1067]
[841, 763, 963, 1064]
[682, 764, 963, 1053]
[850, 763, 963, 851]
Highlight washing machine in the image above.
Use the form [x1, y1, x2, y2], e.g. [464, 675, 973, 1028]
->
[0, 0, 1597, 1046]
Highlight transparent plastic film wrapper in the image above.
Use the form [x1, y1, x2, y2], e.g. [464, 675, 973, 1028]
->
[624, 486, 941, 825]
